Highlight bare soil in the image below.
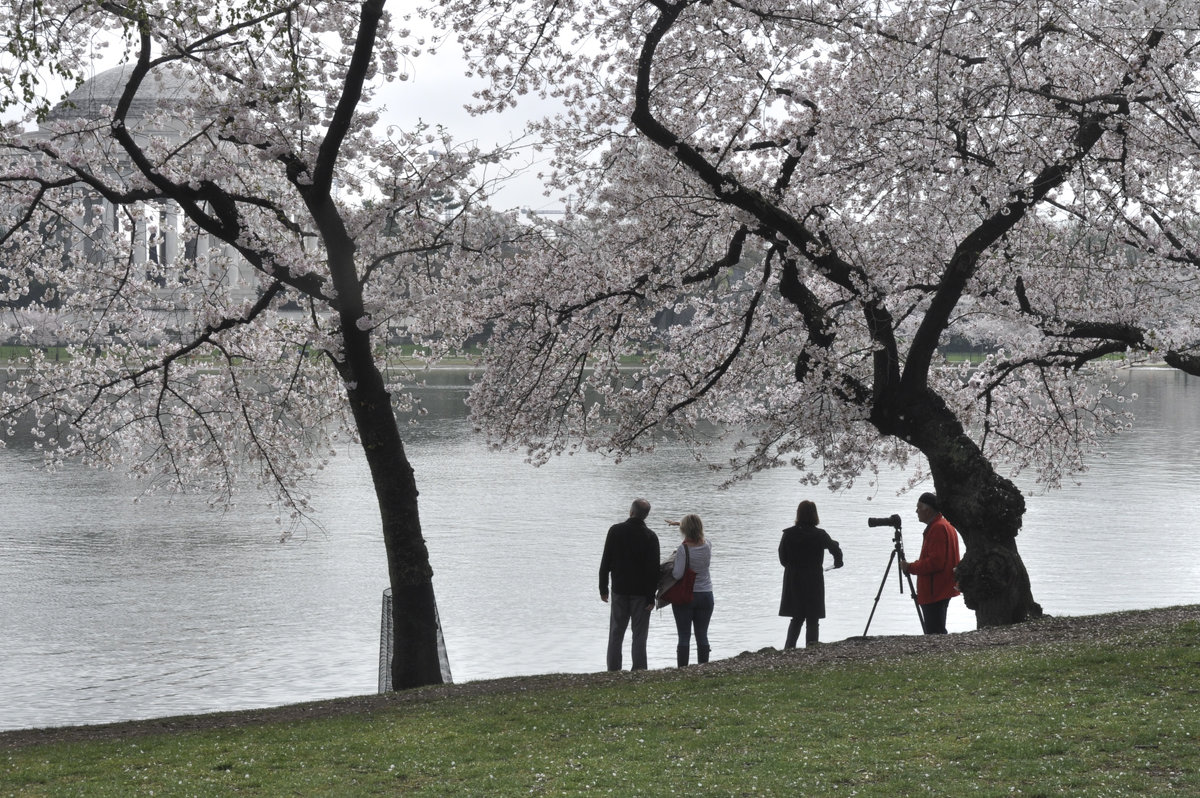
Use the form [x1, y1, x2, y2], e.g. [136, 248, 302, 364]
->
[4, 604, 1196, 751]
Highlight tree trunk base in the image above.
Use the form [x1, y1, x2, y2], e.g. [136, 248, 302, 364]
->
[389, 582, 447, 690]
[956, 546, 1044, 627]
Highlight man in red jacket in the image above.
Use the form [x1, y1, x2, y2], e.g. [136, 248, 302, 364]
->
[903, 492, 962, 634]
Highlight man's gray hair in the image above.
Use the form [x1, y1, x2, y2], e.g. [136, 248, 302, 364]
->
[630, 498, 651, 520]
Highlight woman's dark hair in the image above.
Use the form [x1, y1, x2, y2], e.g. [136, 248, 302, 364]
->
[796, 500, 819, 526]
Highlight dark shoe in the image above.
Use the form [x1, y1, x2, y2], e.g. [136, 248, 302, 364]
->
[697, 646, 710, 664]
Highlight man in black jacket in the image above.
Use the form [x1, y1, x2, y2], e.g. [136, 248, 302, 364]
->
[599, 498, 661, 671]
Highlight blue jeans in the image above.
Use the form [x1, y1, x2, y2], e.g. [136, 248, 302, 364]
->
[607, 594, 652, 671]
[672, 591, 714, 666]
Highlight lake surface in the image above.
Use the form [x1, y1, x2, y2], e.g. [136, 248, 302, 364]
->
[1, 367, 1197, 732]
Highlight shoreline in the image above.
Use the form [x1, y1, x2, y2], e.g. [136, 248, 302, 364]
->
[4, 603, 1195, 750]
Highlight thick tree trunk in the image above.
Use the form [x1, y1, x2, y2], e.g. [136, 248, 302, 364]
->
[321, 265, 446, 689]
[927, 445, 1043, 627]
[346, 370, 445, 688]
[875, 388, 1043, 627]
[308, 173, 445, 688]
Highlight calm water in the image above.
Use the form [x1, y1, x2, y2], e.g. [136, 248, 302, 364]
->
[1, 368, 1197, 731]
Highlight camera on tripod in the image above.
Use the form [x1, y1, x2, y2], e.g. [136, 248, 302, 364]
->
[867, 514, 902, 529]
[861, 511, 926, 636]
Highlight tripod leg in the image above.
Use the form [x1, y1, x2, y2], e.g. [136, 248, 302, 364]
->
[904, 571, 927, 633]
[862, 550, 898, 637]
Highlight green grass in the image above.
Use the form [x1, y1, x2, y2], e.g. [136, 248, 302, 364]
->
[3, 615, 1197, 797]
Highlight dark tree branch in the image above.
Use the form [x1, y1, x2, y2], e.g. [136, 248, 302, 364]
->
[311, 0, 382, 196]
[905, 30, 1165, 391]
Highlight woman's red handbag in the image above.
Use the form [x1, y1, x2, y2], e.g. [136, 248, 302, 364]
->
[660, 545, 696, 606]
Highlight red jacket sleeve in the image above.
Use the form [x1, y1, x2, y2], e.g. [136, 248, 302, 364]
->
[906, 516, 961, 603]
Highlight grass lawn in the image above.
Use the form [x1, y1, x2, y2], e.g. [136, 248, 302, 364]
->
[2, 608, 1197, 797]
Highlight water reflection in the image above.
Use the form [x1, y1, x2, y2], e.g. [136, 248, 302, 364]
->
[1, 368, 1197, 731]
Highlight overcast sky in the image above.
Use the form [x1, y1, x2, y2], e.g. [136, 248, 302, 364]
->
[373, 39, 565, 213]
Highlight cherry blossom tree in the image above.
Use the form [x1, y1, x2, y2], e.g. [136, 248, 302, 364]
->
[0, 0, 509, 687]
[440, 0, 1200, 626]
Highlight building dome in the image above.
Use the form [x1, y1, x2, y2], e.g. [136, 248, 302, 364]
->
[46, 64, 201, 123]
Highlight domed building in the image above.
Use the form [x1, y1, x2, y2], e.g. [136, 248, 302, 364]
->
[46, 63, 199, 125]
[24, 64, 251, 302]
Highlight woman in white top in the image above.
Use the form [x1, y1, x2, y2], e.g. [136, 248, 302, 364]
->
[669, 514, 714, 667]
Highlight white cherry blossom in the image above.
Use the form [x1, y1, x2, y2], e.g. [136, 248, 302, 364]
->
[436, 0, 1200, 626]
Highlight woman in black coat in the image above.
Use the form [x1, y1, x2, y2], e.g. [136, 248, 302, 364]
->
[778, 500, 843, 648]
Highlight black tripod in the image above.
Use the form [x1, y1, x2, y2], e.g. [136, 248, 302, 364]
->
[862, 516, 925, 636]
